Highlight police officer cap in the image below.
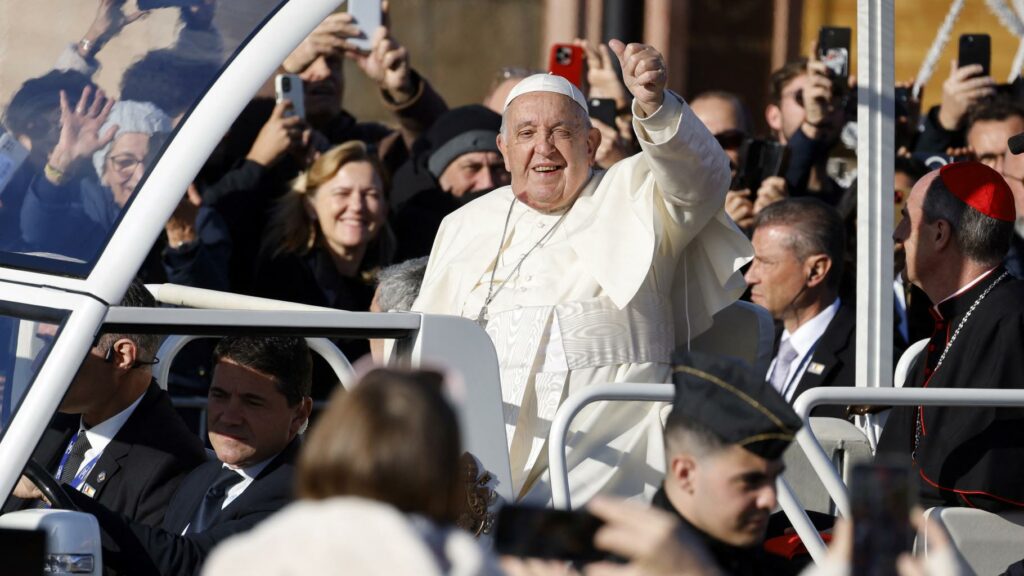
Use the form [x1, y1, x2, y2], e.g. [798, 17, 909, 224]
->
[667, 351, 802, 460]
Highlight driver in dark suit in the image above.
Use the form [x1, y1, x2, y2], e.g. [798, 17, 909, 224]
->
[4, 281, 206, 529]
[62, 335, 312, 576]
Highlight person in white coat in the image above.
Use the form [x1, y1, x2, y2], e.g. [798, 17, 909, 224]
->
[412, 40, 752, 504]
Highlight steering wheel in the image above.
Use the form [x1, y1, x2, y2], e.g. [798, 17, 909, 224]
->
[22, 459, 79, 511]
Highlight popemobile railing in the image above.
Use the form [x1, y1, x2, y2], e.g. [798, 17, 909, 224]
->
[547, 384, 1024, 565]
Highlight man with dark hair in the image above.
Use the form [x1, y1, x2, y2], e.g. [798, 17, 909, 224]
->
[655, 351, 802, 575]
[764, 56, 844, 202]
[120, 48, 221, 122]
[965, 97, 1024, 174]
[5, 280, 206, 532]
[692, 90, 787, 232]
[745, 198, 853, 417]
[880, 161, 1024, 512]
[57, 336, 313, 575]
[0, 70, 95, 250]
[913, 60, 996, 155]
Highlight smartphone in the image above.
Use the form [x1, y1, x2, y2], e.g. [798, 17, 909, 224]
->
[0, 130, 30, 198]
[347, 0, 382, 53]
[275, 74, 305, 121]
[850, 461, 916, 576]
[818, 27, 852, 84]
[549, 44, 585, 89]
[733, 139, 788, 192]
[588, 98, 617, 126]
[494, 504, 606, 564]
[958, 34, 991, 78]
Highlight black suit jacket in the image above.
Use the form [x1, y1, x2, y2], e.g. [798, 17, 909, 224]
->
[786, 304, 856, 419]
[70, 438, 299, 576]
[4, 381, 206, 528]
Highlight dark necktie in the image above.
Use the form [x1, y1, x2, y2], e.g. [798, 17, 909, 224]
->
[187, 467, 243, 534]
[58, 433, 92, 486]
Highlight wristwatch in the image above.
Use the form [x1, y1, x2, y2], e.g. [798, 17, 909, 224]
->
[77, 38, 95, 59]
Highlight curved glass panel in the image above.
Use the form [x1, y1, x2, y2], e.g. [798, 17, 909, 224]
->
[0, 310, 68, 435]
[0, 0, 284, 276]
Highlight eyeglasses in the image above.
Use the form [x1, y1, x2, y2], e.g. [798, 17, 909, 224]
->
[107, 154, 145, 179]
[714, 130, 747, 151]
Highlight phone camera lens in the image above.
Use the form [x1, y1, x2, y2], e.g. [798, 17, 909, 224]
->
[281, 77, 291, 91]
[557, 47, 572, 66]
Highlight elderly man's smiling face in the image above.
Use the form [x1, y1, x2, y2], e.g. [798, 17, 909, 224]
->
[498, 92, 601, 212]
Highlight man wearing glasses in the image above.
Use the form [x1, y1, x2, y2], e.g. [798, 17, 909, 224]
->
[4, 281, 206, 530]
[692, 90, 788, 232]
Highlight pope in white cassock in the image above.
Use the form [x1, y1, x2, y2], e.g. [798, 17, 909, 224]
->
[413, 40, 753, 503]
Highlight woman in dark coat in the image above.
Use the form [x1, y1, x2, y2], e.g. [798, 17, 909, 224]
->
[255, 141, 393, 394]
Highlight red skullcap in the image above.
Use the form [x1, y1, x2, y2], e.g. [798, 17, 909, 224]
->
[938, 161, 1016, 222]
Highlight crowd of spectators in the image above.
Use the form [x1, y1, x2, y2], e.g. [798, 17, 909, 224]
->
[5, 1, 1024, 575]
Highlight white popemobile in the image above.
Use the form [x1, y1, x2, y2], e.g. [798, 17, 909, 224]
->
[0, 0, 1022, 574]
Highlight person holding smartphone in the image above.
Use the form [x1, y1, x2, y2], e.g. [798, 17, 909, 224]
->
[764, 48, 844, 205]
[913, 58, 996, 156]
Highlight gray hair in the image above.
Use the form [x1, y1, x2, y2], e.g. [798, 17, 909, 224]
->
[922, 175, 1013, 265]
[376, 257, 429, 312]
[753, 198, 846, 291]
[92, 100, 171, 180]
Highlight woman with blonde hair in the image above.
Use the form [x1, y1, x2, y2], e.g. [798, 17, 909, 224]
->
[255, 141, 393, 375]
[202, 369, 502, 576]
[255, 140, 393, 311]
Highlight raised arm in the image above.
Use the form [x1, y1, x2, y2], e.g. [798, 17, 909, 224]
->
[608, 40, 730, 212]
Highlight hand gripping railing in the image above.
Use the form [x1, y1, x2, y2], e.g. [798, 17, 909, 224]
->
[548, 384, 1024, 565]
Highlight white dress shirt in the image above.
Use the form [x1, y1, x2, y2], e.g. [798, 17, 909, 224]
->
[767, 298, 841, 402]
[222, 457, 273, 510]
[70, 393, 146, 482]
[180, 456, 275, 536]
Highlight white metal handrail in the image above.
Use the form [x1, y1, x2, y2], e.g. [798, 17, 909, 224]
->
[548, 384, 1024, 565]
[791, 387, 1024, 517]
[545, 383, 828, 563]
[155, 335, 357, 391]
[548, 383, 674, 513]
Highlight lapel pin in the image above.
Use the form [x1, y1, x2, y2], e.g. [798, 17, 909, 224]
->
[96, 471, 106, 483]
[82, 484, 96, 498]
[807, 362, 826, 375]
